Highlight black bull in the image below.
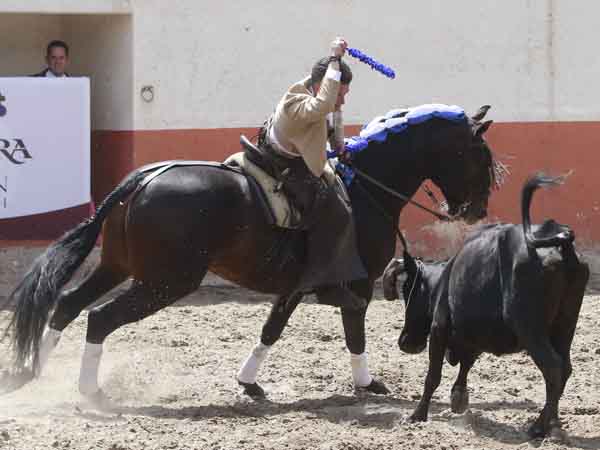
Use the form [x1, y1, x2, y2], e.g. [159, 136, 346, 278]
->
[383, 173, 589, 437]
[3, 105, 500, 400]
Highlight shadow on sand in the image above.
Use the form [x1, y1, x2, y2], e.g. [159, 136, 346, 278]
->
[65, 393, 597, 448]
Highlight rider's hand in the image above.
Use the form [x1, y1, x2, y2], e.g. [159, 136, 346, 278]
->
[330, 37, 348, 58]
[338, 149, 352, 164]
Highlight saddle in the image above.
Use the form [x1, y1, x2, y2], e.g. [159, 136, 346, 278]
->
[240, 135, 281, 181]
[225, 138, 301, 229]
[225, 136, 344, 230]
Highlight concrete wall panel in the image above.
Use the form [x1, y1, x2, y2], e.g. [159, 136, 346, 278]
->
[0, 14, 63, 76]
[129, 0, 599, 129]
[63, 14, 133, 129]
[1, 1, 131, 14]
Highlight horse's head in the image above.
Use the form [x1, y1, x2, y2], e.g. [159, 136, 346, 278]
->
[428, 105, 501, 224]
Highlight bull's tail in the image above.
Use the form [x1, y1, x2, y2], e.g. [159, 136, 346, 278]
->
[521, 172, 574, 250]
[3, 170, 145, 372]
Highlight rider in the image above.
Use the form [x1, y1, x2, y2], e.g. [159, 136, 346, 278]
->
[256, 37, 367, 309]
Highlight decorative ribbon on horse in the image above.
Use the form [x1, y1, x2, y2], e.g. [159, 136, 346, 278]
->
[347, 47, 396, 79]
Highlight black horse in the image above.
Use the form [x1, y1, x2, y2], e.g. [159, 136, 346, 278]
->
[2, 105, 500, 401]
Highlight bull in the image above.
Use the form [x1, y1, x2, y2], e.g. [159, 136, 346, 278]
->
[382, 173, 590, 437]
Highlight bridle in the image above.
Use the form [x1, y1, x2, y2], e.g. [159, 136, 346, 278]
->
[352, 167, 453, 222]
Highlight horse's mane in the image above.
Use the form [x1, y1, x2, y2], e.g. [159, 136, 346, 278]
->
[484, 141, 509, 190]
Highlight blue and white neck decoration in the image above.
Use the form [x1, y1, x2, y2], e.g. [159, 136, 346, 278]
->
[328, 104, 467, 186]
[347, 48, 395, 79]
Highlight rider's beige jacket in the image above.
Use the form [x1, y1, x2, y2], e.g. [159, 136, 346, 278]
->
[270, 62, 341, 177]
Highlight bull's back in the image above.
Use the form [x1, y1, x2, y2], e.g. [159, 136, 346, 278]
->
[447, 224, 521, 354]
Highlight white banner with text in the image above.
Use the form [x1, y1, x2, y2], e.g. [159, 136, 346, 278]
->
[0, 77, 90, 219]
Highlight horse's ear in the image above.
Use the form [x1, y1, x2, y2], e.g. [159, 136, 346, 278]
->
[474, 119, 493, 137]
[382, 258, 404, 301]
[472, 105, 491, 121]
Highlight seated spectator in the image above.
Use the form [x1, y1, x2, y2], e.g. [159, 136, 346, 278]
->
[32, 40, 70, 77]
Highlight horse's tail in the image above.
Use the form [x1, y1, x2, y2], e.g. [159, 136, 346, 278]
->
[3, 170, 145, 371]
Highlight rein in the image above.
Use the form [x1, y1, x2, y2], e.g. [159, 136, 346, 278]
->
[352, 167, 452, 222]
[405, 259, 423, 311]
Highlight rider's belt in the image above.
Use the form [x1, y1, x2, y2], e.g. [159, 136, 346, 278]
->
[266, 127, 301, 160]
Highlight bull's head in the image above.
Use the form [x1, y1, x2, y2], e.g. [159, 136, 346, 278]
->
[383, 252, 446, 354]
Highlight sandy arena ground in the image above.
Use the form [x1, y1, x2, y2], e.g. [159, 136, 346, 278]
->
[0, 247, 599, 450]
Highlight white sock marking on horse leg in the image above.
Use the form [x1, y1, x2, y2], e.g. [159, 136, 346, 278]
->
[350, 352, 373, 387]
[35, 327, 61, 376]
[237, 341, 271, 384]
[79, 342, 103, 396]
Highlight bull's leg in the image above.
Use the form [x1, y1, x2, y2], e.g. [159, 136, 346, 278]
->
[551, 265, 588, 397]
[522, 338, 564, 438]
[237, 292, 303, 398]
[551, 313, 581, 400]
[341, 278, 389, 395]
[36, 265, 127, 377]
[450, 354, 477, 414]
[410, 324, 449, 422]
[80, 277, 202, 406]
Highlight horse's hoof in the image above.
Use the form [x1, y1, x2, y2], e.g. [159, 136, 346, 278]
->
[527, 423, 547, 439]
[450, 387, 469, 414]
[357, 378, 390, 395]
[527, 418, 559, 440]
[409, 410, 428, 423]
[527, 411, 564, 439]
[238, 381, 266, 399]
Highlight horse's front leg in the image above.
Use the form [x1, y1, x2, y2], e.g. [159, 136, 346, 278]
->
[237, 292, 303, 398]
[341, 280, 390, 395]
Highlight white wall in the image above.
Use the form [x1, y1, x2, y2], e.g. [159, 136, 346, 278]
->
[553, 0, 600, 121]
[2, 1, 600, 131]
[128, 0, 600, 130]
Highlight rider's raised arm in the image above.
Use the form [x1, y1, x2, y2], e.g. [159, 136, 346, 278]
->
[283, 66, 340, 122]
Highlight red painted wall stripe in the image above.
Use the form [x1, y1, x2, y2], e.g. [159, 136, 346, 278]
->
[4, 122, 600, 255]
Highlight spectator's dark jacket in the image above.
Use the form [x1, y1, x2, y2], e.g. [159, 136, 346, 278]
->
[31, 69, 70, 77]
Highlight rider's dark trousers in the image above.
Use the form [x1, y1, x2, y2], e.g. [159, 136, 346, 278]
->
[263, 145, 367, 291]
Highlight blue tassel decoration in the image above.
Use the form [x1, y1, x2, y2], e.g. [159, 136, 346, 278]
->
[347, 47, 395, 79]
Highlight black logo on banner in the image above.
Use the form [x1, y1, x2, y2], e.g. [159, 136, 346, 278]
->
[0, 91, 6, 117]
[0, 175, 7, 209]
[0, 139, 33, 164]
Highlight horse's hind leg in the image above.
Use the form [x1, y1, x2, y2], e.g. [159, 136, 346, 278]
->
[237, 292, 303, 398]
[36, 265, 127, 376]
[78, 275, 203, 399]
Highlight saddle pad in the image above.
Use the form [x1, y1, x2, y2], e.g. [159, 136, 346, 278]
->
[224, 152, 339, 229]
